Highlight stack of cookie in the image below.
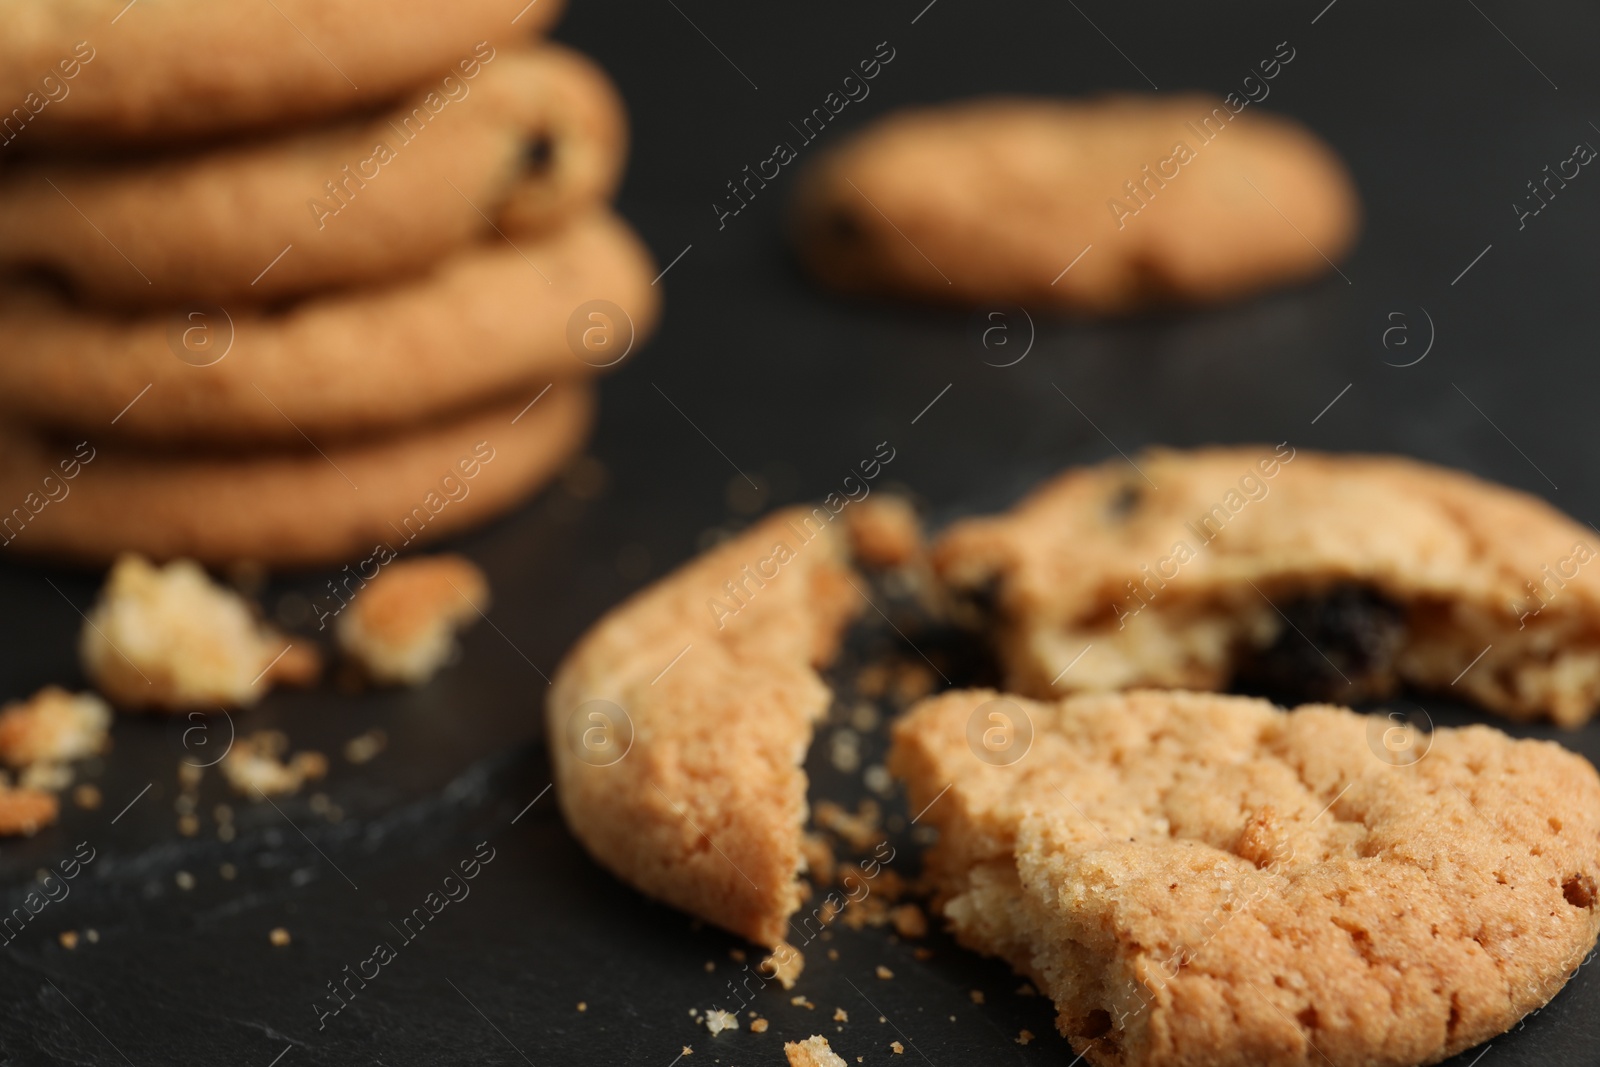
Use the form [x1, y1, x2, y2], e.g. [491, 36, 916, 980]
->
[0, 0, 657, 567]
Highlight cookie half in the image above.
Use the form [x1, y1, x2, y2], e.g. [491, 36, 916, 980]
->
[792, 95, 1358, 312]
[0, 44, 626, 306]
[934, 447, 1600, 725]
[548, 509, 861, 948]
[0, 384, 592, 567]
[0, 210, 656, 446]
[891, 688, 1600, 1067]
[0, 2, 563, 148]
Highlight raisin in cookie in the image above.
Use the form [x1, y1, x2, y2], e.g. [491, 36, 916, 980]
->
[0, 44, 625, 306]
[792, 95, 1357, 312]
[891, 688, 1600, 1067]
[934, 447, 1600, 725]
[548, 509, 861, 949]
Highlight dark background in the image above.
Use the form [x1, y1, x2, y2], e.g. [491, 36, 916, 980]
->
[4, 0, 1599, 1063]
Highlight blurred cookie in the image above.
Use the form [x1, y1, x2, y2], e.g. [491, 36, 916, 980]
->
[891, 688, 1600, 1067]
[0, 45, 627, 306]
[0, 2, 562, 148]
[548, 509, 861, 948]
[0, 384, 593, 567]
[933, 446, 1600, 725]
[0, 211, 655, 446]
[792, 95, 1358, 312]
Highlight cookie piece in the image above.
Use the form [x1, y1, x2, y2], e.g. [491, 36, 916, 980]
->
[0, 786, 58, 836]
[336, 554, 490, 685]
[0, 4, 562, 148]
[80, 556, 319, 711]
[785, 1035, 848, 1067]
[548, 508, 861, 948]
[0, 384, 592, 567]
[891, 688, 1600, 1067]
[0, 211, 653, 446]
[933, 447, 1600, 725]
[222, 731, 329, 798]
[0, 686, 111, 767]
[792, 95, 1357, 312]
[0, 44, 626, 306]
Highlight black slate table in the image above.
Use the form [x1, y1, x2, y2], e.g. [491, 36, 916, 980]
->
[4, 0, 1600, 1063]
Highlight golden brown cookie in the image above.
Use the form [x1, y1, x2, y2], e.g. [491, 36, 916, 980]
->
[0, 384, 592, 567]
[0, 44, 626, 306]
[0, 3, 563, 149]
[792, 95, 1358, 312]
[80, 556, 320, 710]
[891, 688, 1600, 1067]
[0, 211, 655, 446]
[548, 508, 862, 948]
[933, 447, 1600, 725]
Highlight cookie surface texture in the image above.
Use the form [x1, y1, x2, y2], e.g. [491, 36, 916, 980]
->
[890, 688, 1600, 1067]
[548, 509, 861, 947]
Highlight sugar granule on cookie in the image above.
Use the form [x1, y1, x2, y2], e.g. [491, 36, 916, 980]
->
[935, 447, 1600, 725]
[222, 732, 329, 799]
[80, 556, 319, 711]
[891, 688, 1600, 1067]
[0, 687, 110, 768]
[336, 554, 489, 686]
[784, 1034, 848, 1067]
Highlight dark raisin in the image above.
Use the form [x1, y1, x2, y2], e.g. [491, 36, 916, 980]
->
[1107, 482, 1143, 520]
[1233, 584, 1406, 704]
[523, 133, 556, 173]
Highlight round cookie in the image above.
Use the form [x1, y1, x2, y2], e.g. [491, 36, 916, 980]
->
[0, 384, 592, 567]
[932, 447, 1600, 725]
[0, 210, 657, 446]
[548, 508, 862, 950]
[0, 44, 627, 306]
[0, 0, 564, 148]
[791, 95, 1359, 312]
[892, 688, 1600, 1067]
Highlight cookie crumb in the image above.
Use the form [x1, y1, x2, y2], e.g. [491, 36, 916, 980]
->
[73, 783, 102, 810]
[875, 965, 894, 980]
[84, 928, 99, 943]
[969, 990, 985, 1004]
[0, 687, 111, 768]
[576, 1001, 587, 1012]
[81, 555, 318, 709]
[889, 904, 926, 939]
[704, 1009, 738, 1035]
[833, 1007, 848, 1022]
[269, 927, 291, 947]
[703, 960, 715, 972]
[890, 1040, 904, 1054]
[0, 786, 58, 836]
[58, 930, 79, 950]
[222, 731, 328, 797]
[792, 995, 816, 1009]
[343, 728, 389, 764]
[336, 555, 489, 686]
[784, 1034, 848, 1067]
[760, 944, 805, 989]
[751, 1017, 769, 1033]
[1016, 1030, 1034, 1046]
[729, 948, 746, 963]
[174, 870, 195, 891]
[220, 863, 236, 880]
[1016, 982, 1036, 997]
[177, 813, 199, 836]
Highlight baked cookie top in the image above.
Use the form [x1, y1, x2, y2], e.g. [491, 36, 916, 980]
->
[548, 509, 861, 948]
[891, 688, 1600, 1067]
[791, 94, 1358, 311]
[933, 447, 1600, 724]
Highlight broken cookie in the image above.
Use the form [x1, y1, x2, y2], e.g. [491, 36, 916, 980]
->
[890, 688, 1600, 1067]
[933, 447, 1600, 725]
[336, 554, 489, 686]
